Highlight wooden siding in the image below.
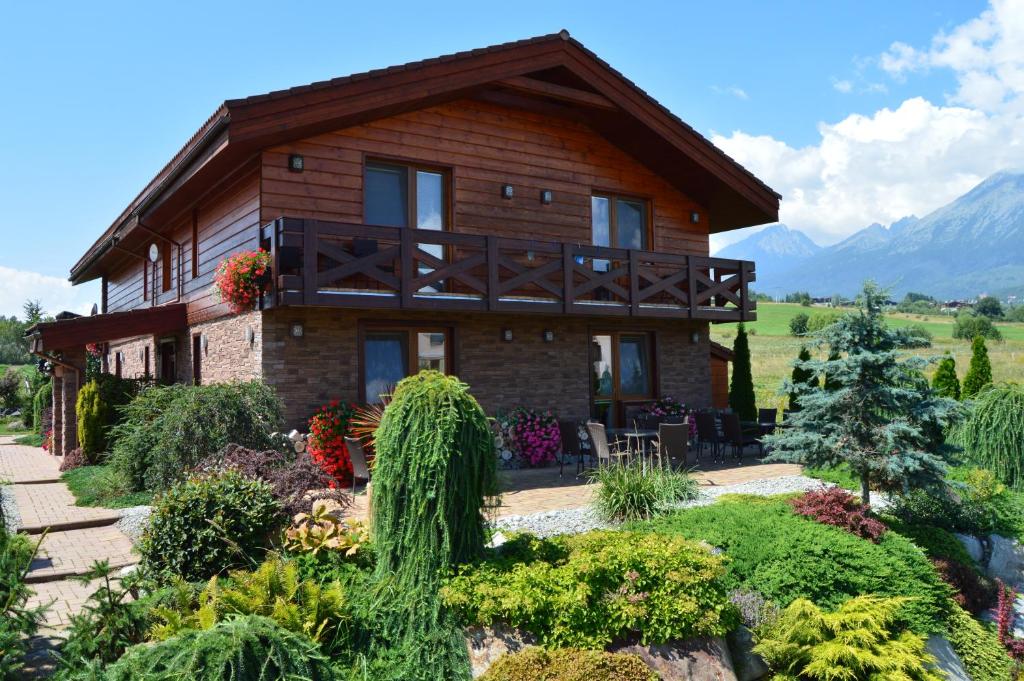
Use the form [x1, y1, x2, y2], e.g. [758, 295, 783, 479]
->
[260, 98, 709, 256]
[104, 165, 261, 323]
[711, 354, 730, 409]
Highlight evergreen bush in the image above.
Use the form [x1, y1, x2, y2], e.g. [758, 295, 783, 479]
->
[945, 604, 1015, 681]
[0, 529, 45, 678]
[932, 355, 961, 400]
[479, 648, 657, 681]
[728, 323, 756, 421]
[951, 385, 1024, 487]
[788, 346, 818, 411]
[139, 471, 283, 582]
[102, 615, 337, 681]
[806, 310, 842, 334]
[753, 596, 941, 681]
[109, 381, 282, 492]
[442, 530, 736, 648]
[32, 380, 51, 435]
[789, 313, 810, 336]
[954, 313, 1002, 342]
[76, 380, 109, 462]
[961, 336, 994, 399]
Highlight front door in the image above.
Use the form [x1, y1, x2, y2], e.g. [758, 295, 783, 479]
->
[159, 340, 177, 384]
[590, 332, 655, 427]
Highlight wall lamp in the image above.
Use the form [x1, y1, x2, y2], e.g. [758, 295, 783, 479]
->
[543, 330, 555, 342]
[501, 328, 513, 342]
[290, 322, 304, 338]
[690, 211, 700, 224]
[691, 331, 701, 344]
[288, 154, 304, 172]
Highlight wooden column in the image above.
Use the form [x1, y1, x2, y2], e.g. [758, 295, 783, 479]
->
[51, 375, 64, 456]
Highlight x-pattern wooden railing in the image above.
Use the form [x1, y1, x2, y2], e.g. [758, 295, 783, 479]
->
[261, 217, 756, 321]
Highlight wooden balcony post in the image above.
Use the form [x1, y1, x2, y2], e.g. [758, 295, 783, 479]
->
[739, 261, 747, 321]
[400, 227, 415, 308]
[629, 249, 640, 316]
[686, 255, 696, 319]
[302, 219, 315, 305]
[562, 242, 575, 314]
[486, 236, 499, 311]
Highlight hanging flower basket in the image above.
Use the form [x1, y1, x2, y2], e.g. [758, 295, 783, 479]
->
[212, 249, 272, 314]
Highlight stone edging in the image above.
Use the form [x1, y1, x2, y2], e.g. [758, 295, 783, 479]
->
[0, 484, 20, 532]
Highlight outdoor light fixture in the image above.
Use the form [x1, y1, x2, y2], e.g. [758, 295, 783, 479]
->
[691, 331, 701, 344]
[137, 348, 144, 362]
[290, 323, 304, 338]
[288, 154, 304, 172]
[501, 184, 514, 199]
[201, 334, 209, 353]
[501, 328, 513, 342]
[543, 330, 554, 342]
[690, 211, 700, 224]
[540, 189, 552, 204]
[244, 326, 255, 345]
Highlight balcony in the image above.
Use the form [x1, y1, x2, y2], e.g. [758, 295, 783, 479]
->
[260, 217, 756, 322]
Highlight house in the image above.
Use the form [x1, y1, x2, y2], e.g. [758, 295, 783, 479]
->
[27, 31, 778, 456]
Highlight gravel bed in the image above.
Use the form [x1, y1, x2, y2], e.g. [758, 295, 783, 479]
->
[491, 474, 836, 538]
[0, 484, 19, 532]
[116, 505, 152, 545]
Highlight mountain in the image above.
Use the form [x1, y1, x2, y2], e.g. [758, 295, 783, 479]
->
[722, 171, 1024, 300]
[717, 224, 821, 288]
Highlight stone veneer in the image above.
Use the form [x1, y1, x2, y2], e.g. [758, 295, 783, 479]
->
[261, 307, 711, 429]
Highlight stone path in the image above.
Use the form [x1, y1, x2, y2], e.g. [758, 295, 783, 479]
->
[0, 438, 139, 673]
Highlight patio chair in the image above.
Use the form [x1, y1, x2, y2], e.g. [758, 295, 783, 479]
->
[653, 422, 689, 469]
[585, 421, 630, 468]
[557, 419, 583, 477]
[695, 411, 721, 461]
[721, 413, 762, 461]
[758, 408, 778, 436]
[344, 436, 371, 494]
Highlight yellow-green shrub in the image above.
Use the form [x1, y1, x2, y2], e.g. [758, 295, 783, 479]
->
[479, 648, 656, 681]
[944, 604, 1014, 681]
[442, 530, 735, 648]
[75, 379, 109, 462]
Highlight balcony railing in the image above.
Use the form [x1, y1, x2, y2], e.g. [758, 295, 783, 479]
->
[259, 217, 756, 322]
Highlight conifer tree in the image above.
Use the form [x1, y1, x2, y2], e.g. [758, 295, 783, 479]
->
[788, 346, 819, 412]
[766, 282, 960, 504]
[729, 323, 757, 421]
[931, 355, 961, 400]
[962, 335, 993, 398]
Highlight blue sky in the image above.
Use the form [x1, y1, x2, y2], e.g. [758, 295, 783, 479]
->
[2, 0, 1017, 316]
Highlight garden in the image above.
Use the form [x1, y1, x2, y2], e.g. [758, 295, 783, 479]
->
[2, 283, 1024, 680]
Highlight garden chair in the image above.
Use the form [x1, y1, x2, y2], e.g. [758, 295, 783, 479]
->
[558, 419, 583, 477]
[585, 421, 630, 468]
[758, 408, 778, 436]
[344, 436, 371, 494]
[721, 413, 762, 461]
[695, 412, 721, 461]
[652, 422, 689, 469]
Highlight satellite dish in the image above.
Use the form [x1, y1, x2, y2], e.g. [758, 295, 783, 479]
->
[148, 243, 160, 263]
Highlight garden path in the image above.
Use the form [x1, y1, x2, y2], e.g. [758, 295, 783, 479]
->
[1, 439, 138, 674]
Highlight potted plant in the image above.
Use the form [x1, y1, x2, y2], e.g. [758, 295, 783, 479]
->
[212, 249, 272, 314]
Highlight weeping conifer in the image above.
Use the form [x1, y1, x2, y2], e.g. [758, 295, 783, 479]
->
[962, 336, 993, 398]
[931, 355, 961, 400]
[729, 324, 757, 421]
[368, 370, 497, 681]
[951, 384, 1024, 488]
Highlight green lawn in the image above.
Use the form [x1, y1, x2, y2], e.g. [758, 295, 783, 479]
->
[62, 465, 153, 509]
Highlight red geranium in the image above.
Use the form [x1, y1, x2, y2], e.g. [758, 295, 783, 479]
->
[212, 249, 272, 314]
[307, 401, 357, 486]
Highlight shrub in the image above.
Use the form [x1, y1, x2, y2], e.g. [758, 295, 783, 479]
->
[32, 380, 51, 435]
[638, 497, 951, 633]
[806, 310, 842, 334]
[729, 588, 780, 630]
[896, 323, 933, 348]
[370, 370, 498, 680]
[788, 346, 819, 412]
[76, 380, 109, 462]
[442, 530, 736, 648]
[930, 558, 996, 614]
[789, 312, 810, 336]
[945, 603, 1015, 681]
[196, 444, 348, 517]
[882, 518, 976, 566]
[283, 500, 371, 567]
[149, 558, 351, 655]
[788, 487, 887, 541]
[753, 596, 941, 681]
[0, 369, 19, 413]
[729, 323, 756, 421]
[102, 615, 337, 681]
[139, 471, 283, 582]
[590, 461, 698, 522]
[952, 385, 1024, 487]
[0, 529, 45, 678]
[932, 355, 961, 400]
[954, 313, 1001, 342]
[110, 381, 282, 492]
[59, 447, 88, 472]
[479, 648, 657, 681]
[496, 407, 561, 467]
[307, 400, 357, 486]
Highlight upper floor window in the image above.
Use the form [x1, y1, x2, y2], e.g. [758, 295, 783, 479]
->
[365, 161, 448, 232]
[591, 194, 649, 251]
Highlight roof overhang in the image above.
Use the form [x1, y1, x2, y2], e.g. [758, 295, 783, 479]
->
[25, 304, 187, 353]
[71, 31, 780, 284]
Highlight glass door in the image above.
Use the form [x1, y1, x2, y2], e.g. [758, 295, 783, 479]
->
[590, 332, 654, 427]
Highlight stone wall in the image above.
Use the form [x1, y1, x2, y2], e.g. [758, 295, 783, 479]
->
[185, 311, 263, 384]
[261, 308, 712, 429]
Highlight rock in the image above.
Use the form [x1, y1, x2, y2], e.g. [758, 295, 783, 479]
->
[294, 440, 306, 453]
[728, 626, 769, 681]
[986, 534, 1024, 586]
[487, 531, 507, 549]
[288, 429, 302, 442]
[926, 635, 970, 681]
[611, 637, 737, 681]
[464, 625, 536, 678]
[955, 533, 984, 564]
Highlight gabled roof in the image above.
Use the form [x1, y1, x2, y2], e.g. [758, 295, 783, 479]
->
[71, 30, 780, 284]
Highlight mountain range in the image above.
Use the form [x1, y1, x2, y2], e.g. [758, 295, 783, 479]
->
[717, 171, 1024, 300]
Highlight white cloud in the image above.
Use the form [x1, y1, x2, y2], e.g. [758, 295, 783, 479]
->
[0, 266, 100, 319]
[710, 1, 1024, 250]
[832, 78, 853, 93]
[711, 85, 749, 100]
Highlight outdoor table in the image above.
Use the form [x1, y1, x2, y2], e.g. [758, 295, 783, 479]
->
[607, 427, 659, 470]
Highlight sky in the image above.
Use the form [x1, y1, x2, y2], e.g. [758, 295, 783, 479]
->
[2, 0, 1020, 317]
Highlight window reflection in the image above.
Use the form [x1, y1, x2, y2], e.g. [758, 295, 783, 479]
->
[364, 332, 407, 403]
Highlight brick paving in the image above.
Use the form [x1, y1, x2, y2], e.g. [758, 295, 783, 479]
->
[0, 443, 61, 483]
[27, 526, 137, 583]
[13, 483, 121, 534]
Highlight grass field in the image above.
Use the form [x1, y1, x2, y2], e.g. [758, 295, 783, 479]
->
[712, 303, 1024, 409]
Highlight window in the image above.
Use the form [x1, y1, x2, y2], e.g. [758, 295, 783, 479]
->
[590, 331, 655, 426]
[591, 194, 649, 252]
[361, 326, 450, 403]
[161, 244, 172, 293]
[192, 335, 202, 385]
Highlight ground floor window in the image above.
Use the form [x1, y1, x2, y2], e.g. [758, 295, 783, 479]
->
[360, 326, 450, 403]
[590, 331, 656, 427]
